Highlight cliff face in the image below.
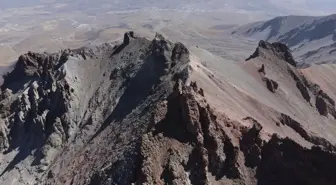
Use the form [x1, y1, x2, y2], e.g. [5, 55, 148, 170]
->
[84, 80, 336, 185]
[133, 80, 336, 185]
[1, 32, 336, 185]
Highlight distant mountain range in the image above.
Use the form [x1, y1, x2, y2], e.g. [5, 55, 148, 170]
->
[2, 0, 336, 16]
[232, 14, 336, 67]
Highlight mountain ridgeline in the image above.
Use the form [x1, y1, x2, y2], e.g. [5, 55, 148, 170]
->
[232, 14, 336, 67]
[0, 31, 336, 185]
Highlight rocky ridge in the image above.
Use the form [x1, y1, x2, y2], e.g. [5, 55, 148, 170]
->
[0, 31, 192, 184]
[247, 40, 336, 120]
[232, 14, 336, 66]
[0, 32, 336, 184]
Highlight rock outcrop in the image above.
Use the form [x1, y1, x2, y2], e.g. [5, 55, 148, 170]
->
[246, 40, 297, 67]
[0, 48, 77, 173]
[75, 78, 336, 185]
[315, 90, 336, 118]
[247, 40, 336, 118]
[288, 68, 311, 103]
[264, 77, 278, 93]
[287, 65, 336, 118]
[135, 80, 336, 185]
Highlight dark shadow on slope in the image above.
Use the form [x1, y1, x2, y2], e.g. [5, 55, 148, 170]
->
[153, 93, 192, 143]
[111, 31, 134, 56]
[185, 147, 208, 185]
[0, 141, 43, 176]
[0, 148, 30, 176]
[257, 135, 336, 185]
[90, 51, 169, 141]
[89, 149, 138, 185]
[0, 114, 47, 176]
[1, 82, 69, 176]
[0, 135, 45, 177]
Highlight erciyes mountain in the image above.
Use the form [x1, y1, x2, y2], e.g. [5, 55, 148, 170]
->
[0, 29, 336, 185]
[1, 1, 336, 183]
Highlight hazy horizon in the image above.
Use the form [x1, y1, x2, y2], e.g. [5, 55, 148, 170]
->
[0, 0, 335, 17]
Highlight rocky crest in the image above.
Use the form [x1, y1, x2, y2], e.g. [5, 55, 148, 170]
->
[0, 31, 193, 184]
[246, 40, 297, 67]
[84, 78, 336, 185]
[121, 80, 336, 184]
[247, 41, 336, 119]
[287, 66, 336, 118]
[0, 49, 77, 171]
[1, 32, 336, 185]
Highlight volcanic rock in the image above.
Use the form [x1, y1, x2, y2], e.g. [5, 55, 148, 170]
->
[1, 32, 336, 185]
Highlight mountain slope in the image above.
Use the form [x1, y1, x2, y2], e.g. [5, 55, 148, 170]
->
[0, 32, 192, 184]
[1, 32, 336, 184]
[232, 14, 336, 67]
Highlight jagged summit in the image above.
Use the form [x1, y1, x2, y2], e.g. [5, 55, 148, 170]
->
[246, 40, 296, 67]
[258, 40, 289, 52]
[0, 31, 193, 184]
[245, 41, 336, 120]
[233, 14, 336, 66]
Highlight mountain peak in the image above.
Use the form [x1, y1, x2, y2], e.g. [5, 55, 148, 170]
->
[246, 40, 297, 67]
[123, 31, 137, 45]
[0, 31, 194, 184]
[233, 14, 336, 66]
